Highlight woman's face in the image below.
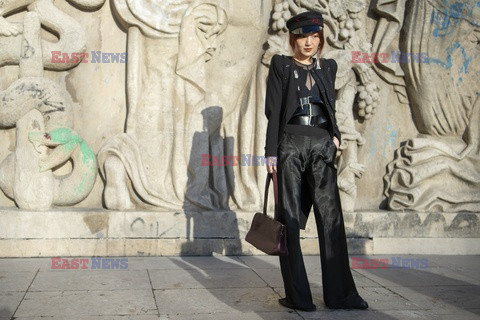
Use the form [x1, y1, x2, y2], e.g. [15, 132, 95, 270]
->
[292, 32, 321, 61]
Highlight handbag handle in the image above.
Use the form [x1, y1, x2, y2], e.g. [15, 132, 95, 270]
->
[262, 172, 279, 221]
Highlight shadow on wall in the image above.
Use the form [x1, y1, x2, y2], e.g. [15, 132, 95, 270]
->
[182, 106, 241, 255]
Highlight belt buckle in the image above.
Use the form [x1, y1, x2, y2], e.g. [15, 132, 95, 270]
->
[299, 96, 313, 126]
[300, 96, 312, 108]
[301, 103, 313, 125]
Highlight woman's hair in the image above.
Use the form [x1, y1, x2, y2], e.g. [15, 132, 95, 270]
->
[289, 30, 325, 56]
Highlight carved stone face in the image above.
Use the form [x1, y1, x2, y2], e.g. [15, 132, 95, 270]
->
[125, 0, 193, 34]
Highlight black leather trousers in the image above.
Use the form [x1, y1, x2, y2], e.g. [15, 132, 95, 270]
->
[277, 131, 360, 309]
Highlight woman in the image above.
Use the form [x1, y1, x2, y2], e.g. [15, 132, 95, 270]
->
[265, 11, 368, 311]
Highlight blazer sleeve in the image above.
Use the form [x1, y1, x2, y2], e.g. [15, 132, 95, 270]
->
[264, 55, 284, 157]
[328, 59, 342, 143]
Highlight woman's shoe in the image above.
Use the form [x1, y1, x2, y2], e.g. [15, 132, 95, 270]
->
[279, 298, 317, 312]
[327, 295, 369, 310]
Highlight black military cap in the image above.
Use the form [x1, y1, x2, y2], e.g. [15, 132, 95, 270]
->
[286, 11, 323, 34]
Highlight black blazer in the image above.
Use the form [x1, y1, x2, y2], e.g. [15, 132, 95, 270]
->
[264, 54, 341, 157]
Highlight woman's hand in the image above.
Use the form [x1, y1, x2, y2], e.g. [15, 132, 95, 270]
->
[333, 136, 340, 148]
[266, 156, 277, 173]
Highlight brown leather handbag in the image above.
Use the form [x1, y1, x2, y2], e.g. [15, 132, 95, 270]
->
[245, 172, 288, 255]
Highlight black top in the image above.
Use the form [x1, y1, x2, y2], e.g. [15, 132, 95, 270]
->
[286, 59, 329, 136]
[264, 55, 341, 157]
[293, 59, 322, 100]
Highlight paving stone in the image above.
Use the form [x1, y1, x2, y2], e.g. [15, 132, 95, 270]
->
[149, 268, 266, 290]
[299, 309, 438, 320]
[391, 285, 480, 311]
[120, 256, 247, 271]
[351, 270, 383, 287]
[0, 271, 36, 291]
[431, 312, 480, 320]
[154, 288, 283, 314]
[259, 267, 374, 290]
[0, 258, 51, 272]
[425, 255, 480, 285]
[15, 290, 157, 317]
[354, 287, 420, 311]
[167, 311, 303, 320]
[447, 267, 480, 285]
[1, 255, 478, 319]
[29, 270, 151, 291]
[354, 266, 478, 287]
[0, 292, 24, 318]
[237, 256, 280, 269]
[426, 255, 480, 270]
[303, 255, 323, 271]
[251, 268, 284, 288]
[120, 257, 185, 271]
[13, 317, 167, 320]
[168, 256, 248, 270]
[124, 257, 168, 270]
[273, 287, 390, 314]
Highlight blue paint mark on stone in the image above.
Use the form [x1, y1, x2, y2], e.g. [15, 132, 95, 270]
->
[431, 0, 480, 37]
[429, 42, 472, 76]
[385, 125, 398, 149]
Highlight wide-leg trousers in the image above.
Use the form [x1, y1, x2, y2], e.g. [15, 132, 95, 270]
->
[277, 131, 359, 309]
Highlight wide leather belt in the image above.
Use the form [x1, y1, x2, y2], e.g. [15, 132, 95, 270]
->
[291, 101, 324, 118]
[288, 115, 329, 129]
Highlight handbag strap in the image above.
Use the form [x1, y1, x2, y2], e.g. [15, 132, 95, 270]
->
[262, 172, 279, 221]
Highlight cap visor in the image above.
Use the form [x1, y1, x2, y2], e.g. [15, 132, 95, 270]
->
[291, 25, 323, 35]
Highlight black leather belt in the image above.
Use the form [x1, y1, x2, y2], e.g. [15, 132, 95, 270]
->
[288, 97, 329, 129]
[288, 115, 329, 129]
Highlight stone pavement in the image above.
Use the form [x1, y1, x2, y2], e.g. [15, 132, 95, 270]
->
[0, 255, 479, 320]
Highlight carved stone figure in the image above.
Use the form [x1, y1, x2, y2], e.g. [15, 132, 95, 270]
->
[320, 0, 379, 212]
[0, 1, 102, 209]
[0, 115, 97, 209]
[375, 0, 480, 211]
[99, 0, 272, 211]
[0, 0, 105, 69]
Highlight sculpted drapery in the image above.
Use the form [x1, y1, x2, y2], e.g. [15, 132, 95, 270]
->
[98, 0, 272, 211]
[376, 0, 480, 211]
[2, 0, 477, 213]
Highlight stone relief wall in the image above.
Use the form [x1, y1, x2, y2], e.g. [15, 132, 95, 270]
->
[377, 0, 480, 211]
[0, 0, 105, 209]
[0, 0, 478, 213]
